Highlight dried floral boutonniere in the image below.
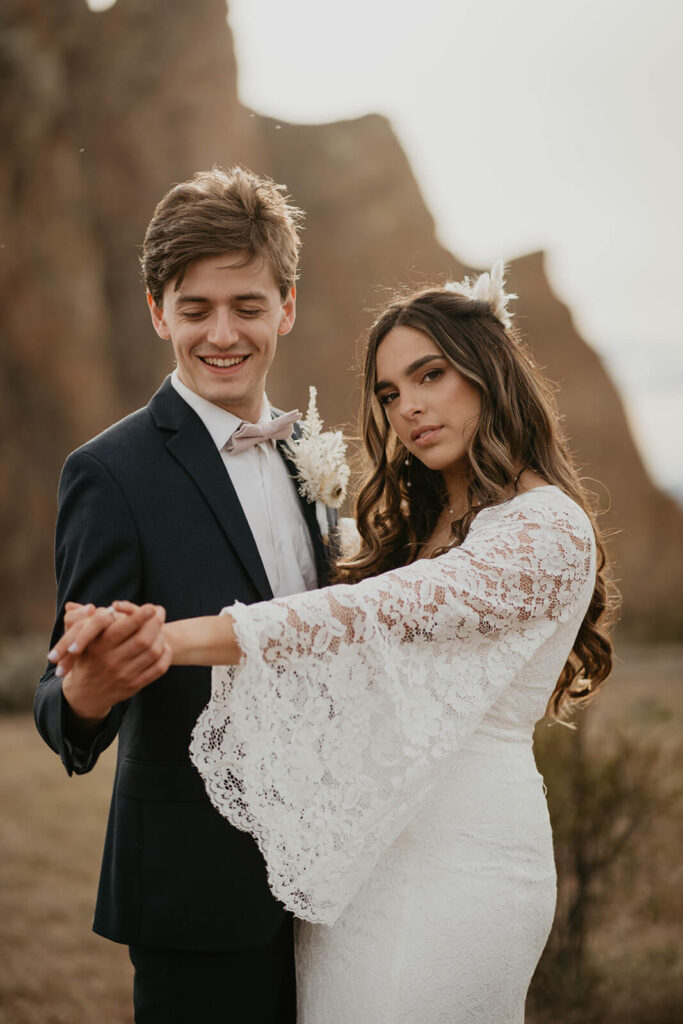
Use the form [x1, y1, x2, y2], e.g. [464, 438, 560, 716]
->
[284, 386, 350, 537]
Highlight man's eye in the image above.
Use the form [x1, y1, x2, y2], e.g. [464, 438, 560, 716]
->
[238, 308, 261, 317]
[180, 310, 206, 320]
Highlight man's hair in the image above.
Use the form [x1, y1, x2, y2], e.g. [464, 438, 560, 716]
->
[141, 166, 304, 305]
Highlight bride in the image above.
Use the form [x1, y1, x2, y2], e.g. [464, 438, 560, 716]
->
[51, 264, 615, 1023]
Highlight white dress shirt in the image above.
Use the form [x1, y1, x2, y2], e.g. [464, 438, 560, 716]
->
[171, 371, 318, 598]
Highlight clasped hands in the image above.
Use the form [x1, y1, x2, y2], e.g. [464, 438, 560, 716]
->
[48, 601, 172, 724]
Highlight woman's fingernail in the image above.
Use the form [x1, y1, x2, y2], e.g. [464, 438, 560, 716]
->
[47, 649, 58, 662]
[55, 665, 65, 678]
[68, 643, 79, 653]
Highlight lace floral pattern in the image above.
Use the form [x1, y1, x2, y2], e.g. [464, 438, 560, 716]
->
[190, 487, 595, 926]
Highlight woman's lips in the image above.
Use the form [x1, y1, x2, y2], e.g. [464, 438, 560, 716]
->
[411, 425, 442, 446]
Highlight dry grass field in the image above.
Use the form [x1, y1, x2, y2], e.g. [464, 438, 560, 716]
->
[529, 644, 683, 1024]
[1, 644, 681, 1023]
[0, 720, 130, 1022]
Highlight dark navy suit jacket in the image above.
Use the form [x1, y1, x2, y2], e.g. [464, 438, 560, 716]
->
[34, 377, 336, 951]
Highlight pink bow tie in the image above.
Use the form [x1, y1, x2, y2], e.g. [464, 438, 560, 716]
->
[225, 409, 300, 454]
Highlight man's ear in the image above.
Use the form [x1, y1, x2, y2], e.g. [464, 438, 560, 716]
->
[147, 290, 171, 340]
[277, 285, 296, 336]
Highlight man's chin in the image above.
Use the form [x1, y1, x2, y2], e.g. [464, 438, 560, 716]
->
[194, 375, 244, 401]
[203, 385, 261, 420]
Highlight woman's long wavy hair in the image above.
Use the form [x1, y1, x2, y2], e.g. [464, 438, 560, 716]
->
[337, 287, 618, 719]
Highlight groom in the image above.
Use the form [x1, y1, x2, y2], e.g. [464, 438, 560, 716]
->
[34, 166, 337, 1022]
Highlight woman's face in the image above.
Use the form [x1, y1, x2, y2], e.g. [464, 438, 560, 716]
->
[374, 325, 481, 479]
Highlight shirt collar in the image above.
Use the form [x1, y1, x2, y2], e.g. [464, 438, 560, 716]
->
[170, 369, 272, 452]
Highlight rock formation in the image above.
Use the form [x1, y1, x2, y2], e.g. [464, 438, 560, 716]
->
[1, 0, 680, 638]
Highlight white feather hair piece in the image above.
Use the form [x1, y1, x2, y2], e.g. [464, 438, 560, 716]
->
[443, 260, 517, 330]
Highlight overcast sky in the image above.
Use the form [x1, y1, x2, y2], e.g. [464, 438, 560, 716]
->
[87, 0, 682, 496]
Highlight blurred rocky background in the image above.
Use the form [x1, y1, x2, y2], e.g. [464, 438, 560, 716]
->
[2, 0, 682, 641]
[1, 1, 681, 1021]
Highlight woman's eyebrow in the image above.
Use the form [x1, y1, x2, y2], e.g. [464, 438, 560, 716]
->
[374, 354, 445, 394]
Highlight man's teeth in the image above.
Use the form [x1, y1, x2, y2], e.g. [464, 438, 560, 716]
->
[202, 356, 247, 367]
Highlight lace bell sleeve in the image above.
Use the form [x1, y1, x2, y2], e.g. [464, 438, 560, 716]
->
[190, 491, 595, 924]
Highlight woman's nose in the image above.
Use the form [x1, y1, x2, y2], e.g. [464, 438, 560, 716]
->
[398, 390, 424, 419]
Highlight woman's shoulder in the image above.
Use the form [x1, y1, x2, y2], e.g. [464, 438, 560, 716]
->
[472, 485, 594, 541]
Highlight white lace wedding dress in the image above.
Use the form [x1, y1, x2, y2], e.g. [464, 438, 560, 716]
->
[190, 487, 596, 1023]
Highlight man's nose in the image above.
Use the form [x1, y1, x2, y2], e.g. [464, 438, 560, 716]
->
[207, 310, 239, 345]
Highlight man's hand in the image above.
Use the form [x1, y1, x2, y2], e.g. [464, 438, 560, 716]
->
[48, 602, 171, 725]
[63, 601, 97, 629]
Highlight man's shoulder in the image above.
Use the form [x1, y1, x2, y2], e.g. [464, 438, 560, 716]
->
[66, 377, 183, 470]
[69, 405, 155, 466]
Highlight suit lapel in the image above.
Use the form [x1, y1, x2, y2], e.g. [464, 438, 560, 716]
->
[149, 379, 273, 601]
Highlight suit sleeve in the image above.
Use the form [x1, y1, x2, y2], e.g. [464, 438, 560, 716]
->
[34, 449, 143, 776]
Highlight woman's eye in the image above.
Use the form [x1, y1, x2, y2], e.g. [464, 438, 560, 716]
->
[378, 391, 398, 407]
[422, 368, 443, 383]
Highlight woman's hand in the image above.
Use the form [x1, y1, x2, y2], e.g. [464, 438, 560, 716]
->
[49, 602, 165, 673]
[47, 601, 172, 723]
[50, 603, 242, 687]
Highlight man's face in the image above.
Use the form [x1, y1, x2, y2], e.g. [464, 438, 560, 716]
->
[148, 252, 296, 421]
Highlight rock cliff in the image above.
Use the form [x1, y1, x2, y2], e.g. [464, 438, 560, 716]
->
[1, 0, 680, 638]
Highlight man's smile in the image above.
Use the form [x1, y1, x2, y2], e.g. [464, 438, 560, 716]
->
[199, 354, 250, 369]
